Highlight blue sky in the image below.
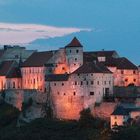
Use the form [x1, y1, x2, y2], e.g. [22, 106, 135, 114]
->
[0, 0, 140, 64]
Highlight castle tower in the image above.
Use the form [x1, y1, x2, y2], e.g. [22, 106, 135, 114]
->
[65, 37, 83, 73]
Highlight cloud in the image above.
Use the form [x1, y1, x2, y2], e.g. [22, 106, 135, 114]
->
[0, 22, 91, 45]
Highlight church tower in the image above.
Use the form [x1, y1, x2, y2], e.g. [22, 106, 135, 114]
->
[65, 37, 83, 73]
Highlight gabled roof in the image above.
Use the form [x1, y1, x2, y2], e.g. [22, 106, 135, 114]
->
[6, 67, 22, 78]
[65, 37, 83, 48]
[46, 74, 69, 81]
[0, 61, 15, 76]
[73, 62, 112, 74]
[22, 51, 53, 67]
[111, 106, 129, 116]
[101, 57, 138, 70]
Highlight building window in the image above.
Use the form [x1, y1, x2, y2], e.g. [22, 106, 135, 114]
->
[13, 82, 15, 88]
[134, 79, 136, 82]
[62, 67, 65, 70]
[70, 50, 71, 53]
[81, 81, 83, 85]
[125, 78, 128, 82]
[75, 81, 77, 85]
[57, 92, 60, 95]
[121, 70, 124, 74]
[114, 116, 117, 119]
[104, 81, 106, 85]
[90, 92, 94, 95]
[64, 93, 66, 95]
[75, 58, 77, 61]
[30, 69, 31, 73]
[133, 70, 136, 74]
[77, 74, 80, 76]
[109, 81, 111, 85]
[76, 50, 79, 53]
[114, 122, 118, 126]
[73, 92, 76, 96]
[91, 81, 94, 85]
[87, 81, 89, 85]
[91, 74, 93, 76]
[62, 83, 64, 86]
[97, 81, 100, 85]
[54, 83, 56, 86]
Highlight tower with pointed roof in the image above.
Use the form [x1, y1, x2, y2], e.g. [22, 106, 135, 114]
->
[65, 37, 83, 73]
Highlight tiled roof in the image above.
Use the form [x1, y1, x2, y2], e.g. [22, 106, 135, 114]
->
[101, 57, 138, 70]
[6, 67, 22, 78]
[65, 37, 83, 48]
[22, 51, 54, 67]
[0, 61, 15, 76]
[83, 52, 97, 63]
[93, 50, 118, 57]
[111, 106, 129, 116]
[46, 74, 69, 81]
[73, 62, 112, 74]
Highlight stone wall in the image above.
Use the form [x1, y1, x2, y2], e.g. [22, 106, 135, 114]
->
[92, 102, 117, 121]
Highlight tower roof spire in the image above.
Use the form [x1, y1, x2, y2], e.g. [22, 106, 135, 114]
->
[65, 37, 83, 48]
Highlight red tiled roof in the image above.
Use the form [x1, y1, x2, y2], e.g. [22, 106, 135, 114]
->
[73, 62, 112, 74]
[0, 61, 15, 76]
[65, 37, 83, 48]
[22, 51, 54, 67]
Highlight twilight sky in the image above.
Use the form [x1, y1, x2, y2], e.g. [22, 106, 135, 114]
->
[0, 0, 140, 64]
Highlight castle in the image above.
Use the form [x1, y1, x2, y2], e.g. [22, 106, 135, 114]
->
[0, 37, 140, 120]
